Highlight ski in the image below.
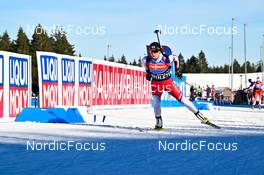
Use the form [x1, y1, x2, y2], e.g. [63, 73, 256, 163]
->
[153, 128, 166, 131]
[203, 121, 221, 129]
[136, 127, 166, 132]
[195, 111, 221, 129]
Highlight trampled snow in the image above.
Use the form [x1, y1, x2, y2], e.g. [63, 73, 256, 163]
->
[0, 106, 264, 142]
[0, 106, 264, 175]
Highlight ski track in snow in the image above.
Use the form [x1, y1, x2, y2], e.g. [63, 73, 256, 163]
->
[0, 106, 264, 144]
[1, 106, 264, 175]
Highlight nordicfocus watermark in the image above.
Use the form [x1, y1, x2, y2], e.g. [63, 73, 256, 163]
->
[158, 140, 238, 152]
[89, 84, 172, 94]
[26, 24, 106, 36]
[158, 24, 237, 36]
[26, 140, 106, 152]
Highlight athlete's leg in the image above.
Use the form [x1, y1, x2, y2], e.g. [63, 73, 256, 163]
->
[152, 94, 163, 128]
[180, 96, 198, 113]
[151, 81, 163, 128]
[153, 95, 161, 116]
[165, 79, 208, 122]
[165, 79, 198, 113]
[253, 91, 259, 106]
[255, 90, 262, 109]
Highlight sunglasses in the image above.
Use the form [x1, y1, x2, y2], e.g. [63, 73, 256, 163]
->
[151, 49, 160, 53]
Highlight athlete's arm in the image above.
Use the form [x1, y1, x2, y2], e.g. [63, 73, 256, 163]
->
[142, 56, 147, 69]
[142, 56, 152, 81]
[169, 55, 182, 79]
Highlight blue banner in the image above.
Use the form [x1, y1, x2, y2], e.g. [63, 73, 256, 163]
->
[62, 58, 75, 84]
[79, 60, 92, 85]
[0, 55, 3, 86]
[9, 56, 28, 88]
[40, 55, 58, 83]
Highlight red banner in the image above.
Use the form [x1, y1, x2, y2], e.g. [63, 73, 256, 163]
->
[92, 63, 151, 106]
[9, 88, 28, 117]
[9, 56, 30, 117]
[37, 51, 151, 109]
[42, 82, 59, 108]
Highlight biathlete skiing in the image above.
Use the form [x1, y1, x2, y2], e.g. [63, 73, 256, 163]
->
[252, 77, 263, 109]
[246, 79, 255, 105]
[142, 40, 220, 129]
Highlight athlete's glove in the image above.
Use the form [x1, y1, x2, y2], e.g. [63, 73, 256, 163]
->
[176, 71, 183, 79]
[146, 69, 152, 81]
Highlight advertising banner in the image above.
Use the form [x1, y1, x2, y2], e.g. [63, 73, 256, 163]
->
[0, 51, 31, 120]
[37, 51, 93, 108]
[92, 60, 151, 107]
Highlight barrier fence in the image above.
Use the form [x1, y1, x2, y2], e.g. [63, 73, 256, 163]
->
[37, 51, 152, 109]
[0, 51, 186, 122]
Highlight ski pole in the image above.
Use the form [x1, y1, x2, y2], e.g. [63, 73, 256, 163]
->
[178, 77, 192, 86]
[154, 29, 167, 57]
[154, 29, 161, 45]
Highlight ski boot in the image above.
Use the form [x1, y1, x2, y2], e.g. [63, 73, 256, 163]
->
[195, 110, 209, 124]
[155, 116, 163, 129]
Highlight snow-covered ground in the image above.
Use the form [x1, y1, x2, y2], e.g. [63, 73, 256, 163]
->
[0, 106, 264, 143]
[1, 106, 264, 175]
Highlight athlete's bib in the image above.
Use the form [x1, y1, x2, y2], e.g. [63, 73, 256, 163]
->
[146, 56, 171, 81]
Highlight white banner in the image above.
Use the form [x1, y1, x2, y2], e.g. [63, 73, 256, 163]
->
[0, 51, 31, 121]
[37, 51, 93, 108]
